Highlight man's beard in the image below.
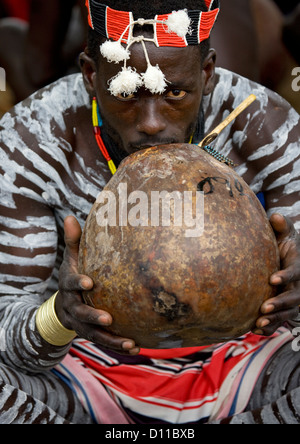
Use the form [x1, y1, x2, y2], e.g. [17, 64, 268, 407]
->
[100, 105, 205, 168]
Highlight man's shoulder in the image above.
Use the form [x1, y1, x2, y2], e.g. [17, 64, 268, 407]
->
[212, 67, 273, 105]
[205, 67, 296, 129]
[21, 73, 90, 117]
[0, 74, 89, 142]
[1, 73, 88, 124]
[0, 73, 91, 165]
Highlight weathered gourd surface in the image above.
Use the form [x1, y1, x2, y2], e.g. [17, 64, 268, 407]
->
[79, 144, 279, 348]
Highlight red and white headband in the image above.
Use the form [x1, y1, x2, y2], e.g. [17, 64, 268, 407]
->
[85, 1, 220, 96]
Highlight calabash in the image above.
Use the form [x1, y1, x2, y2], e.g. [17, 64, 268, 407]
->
[79, 144, 279, 348]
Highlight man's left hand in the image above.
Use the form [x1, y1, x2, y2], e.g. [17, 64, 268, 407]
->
[253, 213, 300, 336]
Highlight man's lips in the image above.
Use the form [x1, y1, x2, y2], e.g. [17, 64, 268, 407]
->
[130, 145, 156, 152]
[128, 140, 178, 153]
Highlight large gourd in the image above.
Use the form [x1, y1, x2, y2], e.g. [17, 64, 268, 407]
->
[78, 144, 279, 348]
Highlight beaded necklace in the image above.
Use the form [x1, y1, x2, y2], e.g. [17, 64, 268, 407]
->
[200, 145, 235, 167]
[92, 97, 117, 175]
[92, 97, 234, 175]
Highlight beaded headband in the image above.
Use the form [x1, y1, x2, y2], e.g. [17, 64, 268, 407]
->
[85, 0, 220, 96]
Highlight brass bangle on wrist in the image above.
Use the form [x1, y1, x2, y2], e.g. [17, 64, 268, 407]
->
[36, 292, 77, 347]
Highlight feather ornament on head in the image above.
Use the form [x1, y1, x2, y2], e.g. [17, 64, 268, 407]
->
[100, 40, 130, 63]
[108, 66, 143, 96]
[165, 9, 192, 37]
[142, 65, 168, 95]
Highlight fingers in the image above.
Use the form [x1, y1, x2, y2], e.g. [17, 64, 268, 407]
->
[63, 216, 83, 270]
[253, 306, 299, 336]
[270, 265, 300, 287]
[269, 213, 288, 233]
[58, 215, 140, 355]
[71, 304, 140, 355]
[68, 296, 112, 327]
[76, 325, 139, 355]
[261, 290, 300, 314]
[254, 213, 300, 337]
[269, 213, 297, 242]
[56, 290, 140, 355]
[64, 215, 82, 248]
[61, 270, 93, 293]
[253, 288, 300, 336]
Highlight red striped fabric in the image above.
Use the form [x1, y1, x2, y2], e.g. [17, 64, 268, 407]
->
[106, 7, 132, 43]
[57, 329, 293, 423]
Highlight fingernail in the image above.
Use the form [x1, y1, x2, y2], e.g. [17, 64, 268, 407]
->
[253, 329, 264, 336]
[129, 347, 140, 356]
[98, 314, 111, 326]
[122, 341, 135, 350]
[259, 319, 270, 328]
[262, 303, 275, 314]
[80, 278, 91, 289]
[270, 275, 282, 285]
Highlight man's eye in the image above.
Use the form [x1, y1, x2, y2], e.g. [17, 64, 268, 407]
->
[116, 92, 136, 101]
[166, 90, 187, 99]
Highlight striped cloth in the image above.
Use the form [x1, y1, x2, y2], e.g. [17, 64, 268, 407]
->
[54, 328, 293, 424]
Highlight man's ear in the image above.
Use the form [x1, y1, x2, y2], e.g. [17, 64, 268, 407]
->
[79, 49, 97, 97]
[202, 49, 216, 96]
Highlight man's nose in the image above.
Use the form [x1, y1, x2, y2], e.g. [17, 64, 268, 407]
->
[136, 98, 167, 136]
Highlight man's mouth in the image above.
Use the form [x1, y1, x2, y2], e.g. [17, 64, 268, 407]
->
[128, 139, 178, 153]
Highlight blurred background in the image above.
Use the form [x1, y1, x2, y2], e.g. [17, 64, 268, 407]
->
[0, 0, 299, 118]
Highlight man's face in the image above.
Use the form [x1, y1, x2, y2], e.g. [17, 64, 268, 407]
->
[93, 41, 212, 156]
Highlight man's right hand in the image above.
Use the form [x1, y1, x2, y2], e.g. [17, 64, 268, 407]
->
[55, 215, 140, 355]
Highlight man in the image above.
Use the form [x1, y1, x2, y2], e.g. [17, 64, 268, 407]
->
[0, 0, 299, 424]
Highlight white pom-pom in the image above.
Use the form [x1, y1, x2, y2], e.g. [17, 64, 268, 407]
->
[108, 67, 143, 96]
[100, 41, 130, 64]
[142, 65, 168, 94]
[166, 10, 191, 38]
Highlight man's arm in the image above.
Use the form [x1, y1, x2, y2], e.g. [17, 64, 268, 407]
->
[0, 95, 139, 371]
[255, 214, 300, 336]
[246, 90, 300, 336]
[205, 69, 300, 337]
[239, 84, 300, 336]
[0, 121, 71, 373]
[55, 216, 140, 355]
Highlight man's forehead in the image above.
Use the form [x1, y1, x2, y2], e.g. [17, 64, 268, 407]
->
[100, 43, 201, 82]
[132, 42, 201, 73]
